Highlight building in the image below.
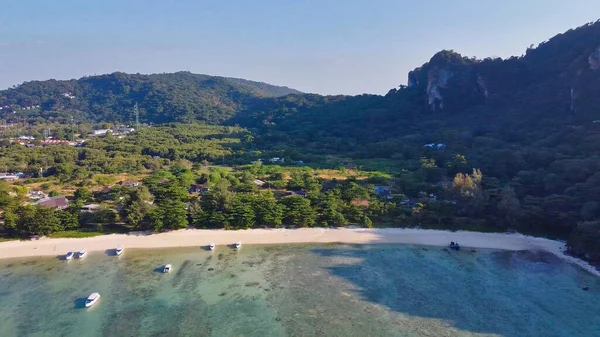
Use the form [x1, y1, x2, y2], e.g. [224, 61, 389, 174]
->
[34, 196, 69, 210]
[374, 186, 393, 200]
[41, 140, 75, 146]
[424, 143, 446, 150]
[27, 190, 47, 200]
[253, 179, 266, 187]
[119, 127, 135, 134]
[286, 190, 308, 198]
[0, 173, 19, 180]
[189, 184, 210, 194]
[119, 180, 140, 188]
[80, 204, 102, 212]
[90, 129, 112, 136]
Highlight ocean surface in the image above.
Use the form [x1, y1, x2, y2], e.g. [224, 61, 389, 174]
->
[0, 244, 599, 337]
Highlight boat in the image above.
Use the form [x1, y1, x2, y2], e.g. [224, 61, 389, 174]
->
[78, 249, 87, 259]
[235, 241, 242, 249]
[209, 242, 215, 251]
[85, 293, 100, 308]
[449, 242, 460, 251]
[163, 264, 172, 273]
[65, 251, 74, 260]
[115, 245, 124, 256]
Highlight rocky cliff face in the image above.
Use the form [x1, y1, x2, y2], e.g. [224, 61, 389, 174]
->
[589, 45, 600, 70]
[407, 50, 486, 111]
[406, 22, 600, 117]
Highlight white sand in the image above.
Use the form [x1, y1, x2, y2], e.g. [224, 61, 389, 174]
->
[0, 228, 598, 276]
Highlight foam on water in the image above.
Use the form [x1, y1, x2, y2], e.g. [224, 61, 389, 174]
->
[0, 244, 598, 337]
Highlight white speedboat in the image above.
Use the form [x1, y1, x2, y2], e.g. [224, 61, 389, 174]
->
[65, 251, 74, 260]
[235, 241, 242, 249]
[209, 242, 215, 251]
[163, 264, 172, 273]
[85, 292, 100, 308]
[78, 249, 87, 259]
[115, 245, 124, 256]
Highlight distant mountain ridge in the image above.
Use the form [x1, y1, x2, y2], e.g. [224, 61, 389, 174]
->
[0, 71, 302, 124]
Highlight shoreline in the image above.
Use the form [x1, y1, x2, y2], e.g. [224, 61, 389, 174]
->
[0, 227, 598, 277]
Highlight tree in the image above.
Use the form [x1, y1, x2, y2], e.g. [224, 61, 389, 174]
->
[498, 186, 521, 227]
[58, 209, 80, 230]
[155, 199, 188, 230]
[253, 193, 284, 227]
[74, 188, 92, 202]
[318, 190, 346, 227]
[126, 199, 151, 230]
[230, 195, 255, 229]
[280, 196, 316, 227]
[18, 205, 62, 236]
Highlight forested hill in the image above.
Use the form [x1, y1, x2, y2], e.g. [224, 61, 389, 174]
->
[2, 20, 600, 259]
[0, 72, 301, 124]
[235, 20, 600, 261]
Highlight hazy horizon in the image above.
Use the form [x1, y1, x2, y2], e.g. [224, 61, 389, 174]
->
[2, 1, 600, 95]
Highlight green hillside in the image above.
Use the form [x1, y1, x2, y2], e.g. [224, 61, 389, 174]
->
[0, 71, 302, 124]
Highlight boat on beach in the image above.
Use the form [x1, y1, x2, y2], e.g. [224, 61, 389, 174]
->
[85, 293, 100, 308]
[209, 242, 215, 251]
[65, 251, 74, 260]
[449, 242, 461, 251]
[78, 249, 87, 259]
[115, 245, 124, 256]
[235, 241, 242, 249]
[163, 264, 172, 273]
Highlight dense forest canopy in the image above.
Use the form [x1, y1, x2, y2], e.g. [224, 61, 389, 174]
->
[0, 72, 301, 124]
[2, 20, 600, 261]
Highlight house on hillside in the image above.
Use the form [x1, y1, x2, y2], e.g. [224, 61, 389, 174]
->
[81, 204, 102, 213]
[424, 143, 446, 150]
[89, 129, 112, 137]
[27, 190, 47, 201]
[253, 179, 266, 187]
[119, 180, 140, 188]
[34, 196, 69, 210]
[119, 127, 135, 134]
[41, 140, 75, 146]
[374, 186, 393, 200]
[0, 173, 19, 180]
[286, 190, 308, 198]
[189, 184, 210, 194]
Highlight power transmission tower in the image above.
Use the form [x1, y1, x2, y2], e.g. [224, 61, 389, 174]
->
[70, 115, 75, 141]
[134, 103, 140, 130]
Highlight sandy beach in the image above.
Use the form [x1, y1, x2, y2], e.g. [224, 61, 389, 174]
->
[1, 227, 597, 276]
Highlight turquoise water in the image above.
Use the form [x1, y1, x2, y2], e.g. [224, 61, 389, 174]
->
[0, 244, 599, 337]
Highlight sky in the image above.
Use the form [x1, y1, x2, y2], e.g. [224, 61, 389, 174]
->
[1, 0, 600, 95]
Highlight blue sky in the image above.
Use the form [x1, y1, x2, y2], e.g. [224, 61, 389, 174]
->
[1, 0, 600, 94]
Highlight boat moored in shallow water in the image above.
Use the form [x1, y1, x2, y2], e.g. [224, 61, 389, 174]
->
[209, 242, 215, 251]
[449, 242, 461, 251]
[78, 249, 87, 259]
[235, 241, 242, 249]
[85, 293, 100, 308]
[65, 251, 74, 260]
[163, 264, 172, 273]
[115, 245, 124, 256]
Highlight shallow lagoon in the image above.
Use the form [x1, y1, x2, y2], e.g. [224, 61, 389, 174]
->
[0, 244, 598, 337]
